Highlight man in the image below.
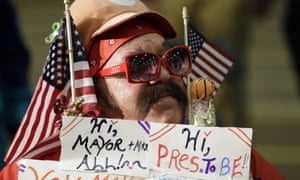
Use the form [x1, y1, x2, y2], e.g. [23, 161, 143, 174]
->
[0, 0, 284, 179]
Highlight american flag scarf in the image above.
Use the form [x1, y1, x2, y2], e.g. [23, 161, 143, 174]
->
[5, 15, 99, 163]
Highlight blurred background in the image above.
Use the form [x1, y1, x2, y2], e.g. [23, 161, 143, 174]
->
[2, 0, 299, 178]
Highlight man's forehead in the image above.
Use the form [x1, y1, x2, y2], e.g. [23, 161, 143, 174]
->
[124, 34, 167, 53]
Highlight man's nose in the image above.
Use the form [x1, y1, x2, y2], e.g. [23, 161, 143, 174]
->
[149, 66, 171, 84]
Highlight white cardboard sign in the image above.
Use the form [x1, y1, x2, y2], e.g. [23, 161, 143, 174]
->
[18, 116, 252, 180]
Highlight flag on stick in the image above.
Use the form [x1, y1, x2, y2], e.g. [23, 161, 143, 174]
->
[187, 22, 234, 93]
[5, 15, 99, 163]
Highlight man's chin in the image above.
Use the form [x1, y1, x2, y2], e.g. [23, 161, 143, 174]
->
[144, 97, 185, 124]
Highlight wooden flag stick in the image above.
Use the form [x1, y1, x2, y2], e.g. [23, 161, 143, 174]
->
[182, 6, 193, 125]
[64, 0, 76, 102]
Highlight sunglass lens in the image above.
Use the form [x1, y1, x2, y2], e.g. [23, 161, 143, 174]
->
[127, 54, 159, 82]
[166, 48, 191, 75]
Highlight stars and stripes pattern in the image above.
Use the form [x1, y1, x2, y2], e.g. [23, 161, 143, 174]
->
[5, 15, 99, 163]
[187, 22, 234, 93]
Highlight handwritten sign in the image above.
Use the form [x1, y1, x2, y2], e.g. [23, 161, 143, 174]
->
[58, 116, 252, 179]
[149, 123, 252, 179]
[60, 117, 149, 177]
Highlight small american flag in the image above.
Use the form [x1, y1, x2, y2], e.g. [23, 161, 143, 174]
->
[5, 15, 99, 163]
[187, 22, 234, 92]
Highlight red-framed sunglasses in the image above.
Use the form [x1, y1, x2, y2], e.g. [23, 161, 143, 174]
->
[96, 45, 192, 83]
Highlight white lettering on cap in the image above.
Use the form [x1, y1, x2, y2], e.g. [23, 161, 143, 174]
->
[109, 0, 136, 6]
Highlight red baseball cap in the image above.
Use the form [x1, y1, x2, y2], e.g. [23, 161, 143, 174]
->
[70, 0, 176, 51]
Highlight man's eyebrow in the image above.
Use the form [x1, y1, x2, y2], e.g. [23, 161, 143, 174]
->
[124, 40, 173, 56]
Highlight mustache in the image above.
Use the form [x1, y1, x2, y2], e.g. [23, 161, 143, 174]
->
[138, 82, 188, 114]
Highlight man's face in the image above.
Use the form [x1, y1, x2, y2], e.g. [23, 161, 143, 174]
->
[94, 33, 187, 124]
